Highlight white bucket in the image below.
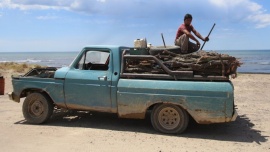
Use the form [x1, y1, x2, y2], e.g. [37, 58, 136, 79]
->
[134, 38, 147, 48]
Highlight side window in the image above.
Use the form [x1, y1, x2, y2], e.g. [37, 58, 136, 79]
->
[76, 50, 110, 71]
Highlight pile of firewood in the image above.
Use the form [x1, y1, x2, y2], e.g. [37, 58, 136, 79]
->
[124, 50, 242, 78]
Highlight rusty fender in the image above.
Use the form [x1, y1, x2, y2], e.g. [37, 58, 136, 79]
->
[187, 109, 237, 124]
[117, 103, 148, 119]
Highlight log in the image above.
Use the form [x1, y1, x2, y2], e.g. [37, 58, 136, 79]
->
[124, 50, 242, 78]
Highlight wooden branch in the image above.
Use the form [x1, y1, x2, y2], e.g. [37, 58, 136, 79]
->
[124, 50, 242, 78]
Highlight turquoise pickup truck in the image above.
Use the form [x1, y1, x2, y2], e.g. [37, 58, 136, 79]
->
[9, 45, 237, 134]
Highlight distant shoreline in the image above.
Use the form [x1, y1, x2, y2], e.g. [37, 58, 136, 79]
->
[238, 72, 270, 74]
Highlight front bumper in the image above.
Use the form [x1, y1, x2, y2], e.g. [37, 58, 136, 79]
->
[8, 92, 20, 103]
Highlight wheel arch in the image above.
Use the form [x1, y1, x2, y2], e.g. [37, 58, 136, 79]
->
[20, 88, 54, 104]
[147, 102, 188, 112]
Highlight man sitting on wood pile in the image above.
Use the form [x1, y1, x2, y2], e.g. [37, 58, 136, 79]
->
[175, 14, 209, 54]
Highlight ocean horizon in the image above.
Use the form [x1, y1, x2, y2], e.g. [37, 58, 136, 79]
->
[0, 49, 270, 74]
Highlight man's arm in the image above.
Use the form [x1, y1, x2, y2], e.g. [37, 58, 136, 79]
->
[182, 29, 201, 47]
[192, 28, 209, 42]
[182, 29, 200, 43]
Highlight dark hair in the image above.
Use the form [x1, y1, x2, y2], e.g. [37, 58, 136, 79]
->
[184, 14, 192, 21]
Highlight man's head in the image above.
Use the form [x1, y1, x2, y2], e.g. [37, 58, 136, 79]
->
[184, 14, 192, 20]
[184, 14, 192, 26]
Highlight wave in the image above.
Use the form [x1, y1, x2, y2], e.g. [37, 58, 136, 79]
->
[0, 59, 44, 64]
[16, 59, 42, 63]
[0, 59, 69, 67]
[245, 61, 270, 65]
[259, 62, 270, 65]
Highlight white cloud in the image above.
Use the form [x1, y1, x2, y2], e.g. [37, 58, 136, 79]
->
[209, 0, 270, 28]
[0, 0, 182, 20]
[97, 0, 106, 3]
[1, 0, 270, 28]
[36, 15, 58, 20]
[0, 0, 70, 10]
[247, 13, 270, 28]
[209, 0, 244, 8]
[0, 0, 105, 12]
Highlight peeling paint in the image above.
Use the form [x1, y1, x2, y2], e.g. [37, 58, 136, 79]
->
[117, 102, 147, 119]
[66, 103, 117, 113]
[118, 112, 145, 119]
[187, 108, 237, 124]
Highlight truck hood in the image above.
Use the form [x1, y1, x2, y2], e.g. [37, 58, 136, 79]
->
[54, 67, 70, 79]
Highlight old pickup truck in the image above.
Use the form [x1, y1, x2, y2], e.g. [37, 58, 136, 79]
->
[9, 45, 238, 134]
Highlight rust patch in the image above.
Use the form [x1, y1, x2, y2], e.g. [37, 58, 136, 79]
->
[187, 109, 227, 124]
[66, 103, 117, 113]
[54, 103, 67, 109]
[118, 112, 145, 119]
[117, 100, 147, 119]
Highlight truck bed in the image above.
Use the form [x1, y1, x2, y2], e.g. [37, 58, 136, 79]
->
[120, 49, 241, 81]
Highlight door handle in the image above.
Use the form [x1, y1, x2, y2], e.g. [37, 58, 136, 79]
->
[98, 76, 107, 81]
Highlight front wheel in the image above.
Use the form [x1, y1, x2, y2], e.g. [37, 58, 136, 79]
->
[151, 104, 189, 134]
[22, 92, 53, 124]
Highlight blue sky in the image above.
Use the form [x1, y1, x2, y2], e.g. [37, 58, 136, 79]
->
[0, 0, 270, 52]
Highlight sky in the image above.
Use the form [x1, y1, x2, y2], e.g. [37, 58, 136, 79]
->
[0, 0, 270, 52]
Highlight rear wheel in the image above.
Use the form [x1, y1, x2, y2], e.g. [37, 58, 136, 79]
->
[151, 104, 189, 134]
[22, 92, 53, 124]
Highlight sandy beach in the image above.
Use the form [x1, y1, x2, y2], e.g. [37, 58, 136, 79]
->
[0, 71, 269, 152]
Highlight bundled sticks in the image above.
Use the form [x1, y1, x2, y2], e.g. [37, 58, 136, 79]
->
[124, 50, 242, 78]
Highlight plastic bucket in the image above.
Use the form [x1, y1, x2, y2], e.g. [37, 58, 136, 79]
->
[134, 39, 147, 48]
[0, 76, 4, 95]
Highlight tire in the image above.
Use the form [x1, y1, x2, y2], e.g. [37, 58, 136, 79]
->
[151, 104, 189, 134]
[149, 46, 181, 55]
[22, 92, 53, 124]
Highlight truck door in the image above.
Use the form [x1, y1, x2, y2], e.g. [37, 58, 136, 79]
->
[64, 49, 113, 112]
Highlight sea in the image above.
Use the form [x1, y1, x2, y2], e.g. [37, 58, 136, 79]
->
[0, 50, 270, 73]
